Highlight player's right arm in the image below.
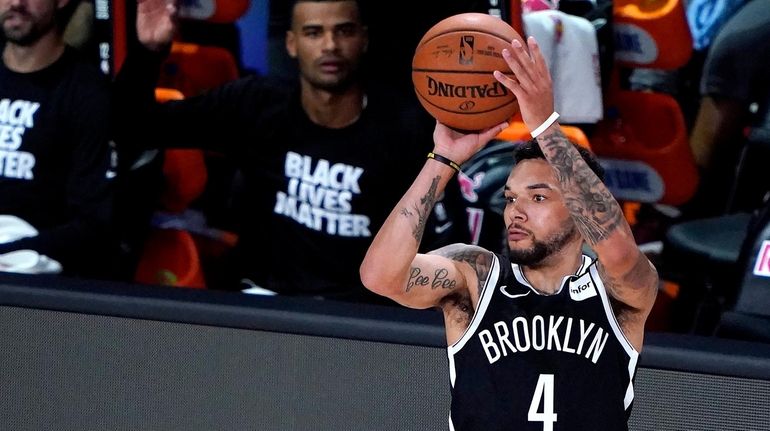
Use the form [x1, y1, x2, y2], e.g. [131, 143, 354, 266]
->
[360, 122, 506, 309]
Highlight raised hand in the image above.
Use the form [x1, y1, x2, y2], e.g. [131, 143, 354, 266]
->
[493, 37, 555, 134]
[432, 120, 509, 166]
[136, 0, 177, 52]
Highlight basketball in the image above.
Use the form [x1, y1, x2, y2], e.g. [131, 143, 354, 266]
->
[412, 13, 525, 131]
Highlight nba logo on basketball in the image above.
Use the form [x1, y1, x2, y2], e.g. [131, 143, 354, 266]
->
[753, 240, 770, 278]
[459, 35, 474, 65]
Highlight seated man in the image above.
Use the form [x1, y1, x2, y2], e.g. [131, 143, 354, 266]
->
[0, 0, 115, 276]
[114, 0, 439, 301]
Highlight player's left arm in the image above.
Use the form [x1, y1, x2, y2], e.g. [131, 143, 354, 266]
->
[537, 126, 657, 352]
[494, 37, 657, 351]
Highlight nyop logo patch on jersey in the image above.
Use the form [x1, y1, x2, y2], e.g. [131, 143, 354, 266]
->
[569, 273, 597, 301]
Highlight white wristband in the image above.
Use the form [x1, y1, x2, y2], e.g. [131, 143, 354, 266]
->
[530, 112, 560, 138]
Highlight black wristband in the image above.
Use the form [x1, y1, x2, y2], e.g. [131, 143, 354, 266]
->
[427, 152, 461, 172]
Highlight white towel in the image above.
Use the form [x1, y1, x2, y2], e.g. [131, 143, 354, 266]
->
[524, 10, 604, 123]
[0, 215, 62, 274]
[0, 250, 62, 274]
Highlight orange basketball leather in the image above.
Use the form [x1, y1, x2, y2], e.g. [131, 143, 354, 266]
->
[412, 13, 525, 131]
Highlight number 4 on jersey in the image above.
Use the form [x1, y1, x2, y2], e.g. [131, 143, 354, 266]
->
[528, 374, 558, 431]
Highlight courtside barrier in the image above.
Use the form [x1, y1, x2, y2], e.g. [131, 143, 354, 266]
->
[0, 274, 768, 430]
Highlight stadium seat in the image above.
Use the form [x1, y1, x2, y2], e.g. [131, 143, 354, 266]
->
[663, 130, 770, 333]
[158, 42, 239, 97]
[160, 149, 208, 213]
[133, 91, 208, 289]
[613, 0, 693, 69]
[716, 200, 770, 341]
[134, 228, 206, 289]
[589, 90, 698, 206]
[177, 0, 250, 23]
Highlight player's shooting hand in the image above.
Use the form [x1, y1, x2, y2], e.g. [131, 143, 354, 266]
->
[493, 37, 555, 134]
[136, 0, 177, 52]
[432, 120, 508, 166]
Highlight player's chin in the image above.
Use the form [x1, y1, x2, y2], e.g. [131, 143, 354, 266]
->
[507, 242, 533, 256]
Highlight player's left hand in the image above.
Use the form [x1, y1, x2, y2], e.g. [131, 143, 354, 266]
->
[493, 37, 554, 134]
[432, 120, 508, 166]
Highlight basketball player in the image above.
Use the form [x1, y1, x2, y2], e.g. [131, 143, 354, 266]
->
[361, 36, 658, 430]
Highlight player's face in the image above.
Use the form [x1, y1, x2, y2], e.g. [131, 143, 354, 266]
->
[286, 1, 368, 92]
[0, 0, 61, 46]
[503, 159, 580, 266]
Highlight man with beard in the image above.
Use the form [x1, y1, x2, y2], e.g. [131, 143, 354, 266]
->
[114, 0, 435, 300]
[361, 36, 658, 430]
[0, 0, 114, 276]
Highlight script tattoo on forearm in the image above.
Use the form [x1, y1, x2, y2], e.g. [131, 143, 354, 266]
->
[538, 131, 624, 245]
[401, 175, 441, 244]
[406, 267, 458, 292]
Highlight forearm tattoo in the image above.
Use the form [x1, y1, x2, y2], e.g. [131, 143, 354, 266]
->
[599, 253, 658, 326]
[538, 131, 624, 245]
[402, 175, 441, 244]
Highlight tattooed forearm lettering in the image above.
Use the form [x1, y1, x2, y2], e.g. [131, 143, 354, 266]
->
[400, 207, 414, 218]
[406, 267, 458, 292]
[538, 131, 625, 245]
[410, 176, 441, 244]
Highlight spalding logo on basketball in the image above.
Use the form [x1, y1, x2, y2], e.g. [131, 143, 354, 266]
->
[412, 13, 524, 131]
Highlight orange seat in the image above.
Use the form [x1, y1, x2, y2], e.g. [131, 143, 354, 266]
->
[155, 87, 185, 103]
[589, 90, 698, 206]
[132, 89, 209, 289]
[177, 0, 250, 23]
[496, 121, 592, 150]
[613, 0, 692, 69]
[159, 42, 239, 97]
[161, 149, 208, 213]
[134, 228, 206, 289]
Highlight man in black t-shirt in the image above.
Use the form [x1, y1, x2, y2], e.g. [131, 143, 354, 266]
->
[0, 0, 114, 276]
[115, 0, 446, 301]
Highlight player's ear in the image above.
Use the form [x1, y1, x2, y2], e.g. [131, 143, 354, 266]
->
[286, 30, 298, 59]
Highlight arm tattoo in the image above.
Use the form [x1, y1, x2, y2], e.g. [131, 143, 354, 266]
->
[598, 253, 658, 326]
[538, 131, 625, 245]
[432, 244, 492, 295]
[406, 267, 458, 292]
[404, 175, 441, 244]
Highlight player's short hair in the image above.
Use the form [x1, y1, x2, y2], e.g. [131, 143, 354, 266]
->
[512, 139, 605, 182]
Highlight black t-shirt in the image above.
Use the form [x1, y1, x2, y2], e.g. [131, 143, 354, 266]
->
[0, 47, 114, 274]
[448, 253, 637, 431]
[115, 49, 434, 300]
